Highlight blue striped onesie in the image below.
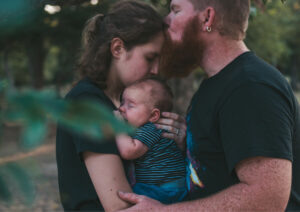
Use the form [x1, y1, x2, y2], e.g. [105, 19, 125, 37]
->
[132, 122, 187, 204]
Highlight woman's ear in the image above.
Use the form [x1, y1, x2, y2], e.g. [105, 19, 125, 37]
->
[110, 37, 125, 59]
[149, 108, 161, 123]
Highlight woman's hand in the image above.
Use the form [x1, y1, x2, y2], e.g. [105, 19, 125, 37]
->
[155, 112, 187, 151]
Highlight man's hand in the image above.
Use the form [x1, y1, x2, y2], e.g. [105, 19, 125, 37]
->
[155, 112, 187, 151]
[117, 191, 166, 212]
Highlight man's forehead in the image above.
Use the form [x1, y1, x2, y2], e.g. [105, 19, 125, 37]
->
[170, 0, 195, 10]
[171, 0, 189, 5]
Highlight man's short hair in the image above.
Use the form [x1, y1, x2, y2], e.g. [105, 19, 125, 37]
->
[126, 77, 174, 112]
[189, 0, 250, 40]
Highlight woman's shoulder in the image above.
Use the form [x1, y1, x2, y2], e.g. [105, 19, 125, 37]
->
[65, 77, 116, 110]
[66, 77, 104, 99]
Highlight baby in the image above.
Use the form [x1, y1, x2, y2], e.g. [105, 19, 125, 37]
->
[116, 77, 187, 204]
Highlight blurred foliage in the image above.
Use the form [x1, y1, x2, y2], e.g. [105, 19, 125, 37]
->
[0, 85, 134, 203]
[1, 88, 134, 148]
[0, 163, 36, 205]
[0, 0, 298, 206]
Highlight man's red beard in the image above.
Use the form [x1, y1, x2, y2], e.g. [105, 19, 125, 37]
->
[159, 16, 205, 78]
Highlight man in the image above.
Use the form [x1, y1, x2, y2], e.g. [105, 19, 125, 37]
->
[118, 0, 300, 211]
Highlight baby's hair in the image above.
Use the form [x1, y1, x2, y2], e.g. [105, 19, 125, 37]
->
[126, 76, 173, 112]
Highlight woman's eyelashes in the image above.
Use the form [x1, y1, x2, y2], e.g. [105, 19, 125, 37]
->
[146, 56, 155, 63]
[145, 53, 158, 63]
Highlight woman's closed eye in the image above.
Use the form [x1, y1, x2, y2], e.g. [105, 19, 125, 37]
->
[146, 56, 155, 63]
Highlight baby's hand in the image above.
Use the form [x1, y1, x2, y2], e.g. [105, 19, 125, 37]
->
[114, 110, 124, 121]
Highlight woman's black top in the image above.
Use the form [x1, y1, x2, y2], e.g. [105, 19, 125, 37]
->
[56, 78, 121, 211]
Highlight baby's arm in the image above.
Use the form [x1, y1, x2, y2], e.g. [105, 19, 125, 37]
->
[116, 134, 148, 160]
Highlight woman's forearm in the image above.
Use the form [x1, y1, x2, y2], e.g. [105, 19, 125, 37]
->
[83, 152, 133, 212]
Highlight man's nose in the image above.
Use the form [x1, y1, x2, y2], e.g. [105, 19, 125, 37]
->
[165, 14, 170, 26]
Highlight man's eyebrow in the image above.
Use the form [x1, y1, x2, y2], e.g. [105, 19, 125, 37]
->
[170, 4, 179, 11]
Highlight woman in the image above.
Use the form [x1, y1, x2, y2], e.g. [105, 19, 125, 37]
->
[56, 1, 187, 211]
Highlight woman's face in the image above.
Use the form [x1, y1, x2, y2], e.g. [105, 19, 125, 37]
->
[117, 33, 164, 86]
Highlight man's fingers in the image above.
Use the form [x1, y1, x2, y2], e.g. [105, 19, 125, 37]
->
[161, 112, 186, 122]
[155, 124, 179, 133]
[155, 119, 181, 128]
[161, 132, 176, 140]
[161, 112, 179, 120]
[118, 191, 143, 204]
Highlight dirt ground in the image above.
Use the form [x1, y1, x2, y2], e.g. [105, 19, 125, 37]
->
[0, 124, 63, 211]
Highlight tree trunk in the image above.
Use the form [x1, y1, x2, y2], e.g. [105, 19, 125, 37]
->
[168, 72, 203, 115]
[26, 34, 45, 89]
[3, 47, 15, 90]
[290, 55, 299, 91]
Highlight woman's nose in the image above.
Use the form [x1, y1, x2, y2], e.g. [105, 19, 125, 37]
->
[150, 63, 159, 75]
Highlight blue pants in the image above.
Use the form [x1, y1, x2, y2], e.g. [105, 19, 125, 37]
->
[133, 178, 187, 204]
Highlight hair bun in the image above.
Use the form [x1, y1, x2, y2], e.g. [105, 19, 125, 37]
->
[82, 13, 106, 47]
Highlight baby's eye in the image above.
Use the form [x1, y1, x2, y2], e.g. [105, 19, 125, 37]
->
[128, 103, 134, 108]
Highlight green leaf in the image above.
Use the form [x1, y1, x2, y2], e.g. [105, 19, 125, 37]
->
[0, 0, 35, 39]
[5, 163, 35, 205]
[3, 89, 134, 146]
[21, 120, 47, 149]
[0, 80, 7, 93]
[55, 99, 135, 140]
[4, 90, 52, 148]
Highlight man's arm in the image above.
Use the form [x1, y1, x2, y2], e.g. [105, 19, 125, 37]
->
[116, 134, 149, 160]
[118, 156, 292, 211]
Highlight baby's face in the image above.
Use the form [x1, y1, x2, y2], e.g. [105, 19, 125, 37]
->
[119, 87, 153, 127]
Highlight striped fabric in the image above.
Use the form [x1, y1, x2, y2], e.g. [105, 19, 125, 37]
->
[133, 122, 186, 185]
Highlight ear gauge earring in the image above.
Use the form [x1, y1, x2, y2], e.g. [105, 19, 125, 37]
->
[206, 26, 212, 32]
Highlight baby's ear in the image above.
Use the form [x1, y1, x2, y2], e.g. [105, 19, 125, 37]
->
[149, 108, 160, 123]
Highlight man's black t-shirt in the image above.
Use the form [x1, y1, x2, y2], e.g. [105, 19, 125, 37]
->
[56, 78, 121, 211]
[186, 52, 300, 210]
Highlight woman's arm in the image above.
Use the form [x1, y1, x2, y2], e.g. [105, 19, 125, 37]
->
[83, 152, 133, 212]
[116, 134, 149, 160]
[155, 112, 187, 151]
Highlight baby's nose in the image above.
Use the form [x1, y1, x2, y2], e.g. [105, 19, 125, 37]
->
[119, 105, 125, 112]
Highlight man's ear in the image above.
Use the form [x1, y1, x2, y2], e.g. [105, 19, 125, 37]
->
[200, 7, 215, 32]
[110, 37, 125, 59]
[149, 108, 161, 123]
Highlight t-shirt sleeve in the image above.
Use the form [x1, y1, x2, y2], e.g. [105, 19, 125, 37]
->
[132, 123, 161, 149]
[219, 83, 294, 173]
[67, 92, 119, 160]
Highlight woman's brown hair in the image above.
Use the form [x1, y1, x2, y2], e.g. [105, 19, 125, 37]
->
[77, 0, 167, 89]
